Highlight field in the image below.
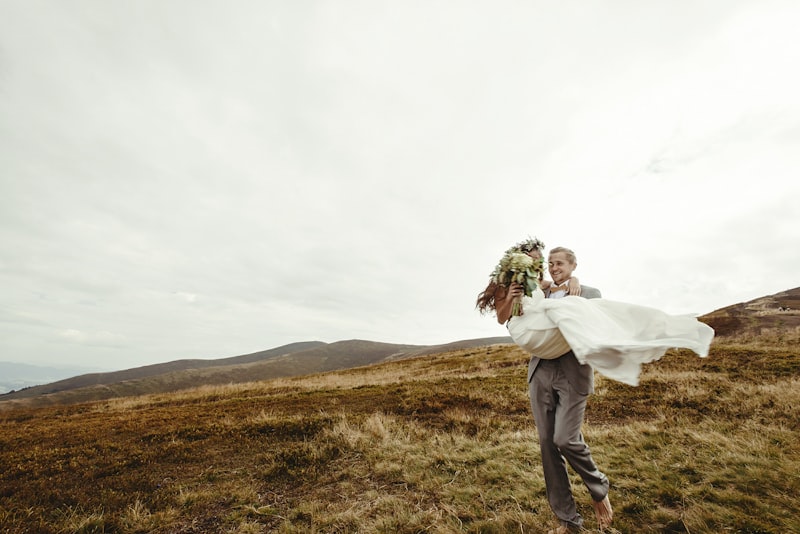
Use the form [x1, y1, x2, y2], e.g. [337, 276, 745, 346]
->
[1, 336, 799, 533]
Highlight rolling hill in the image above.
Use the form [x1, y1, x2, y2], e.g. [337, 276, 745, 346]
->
[698, 286, 800, 337]
[2, 286, 797, 411]
[0, 337, 512, 409]
[0, 299, 797, 533]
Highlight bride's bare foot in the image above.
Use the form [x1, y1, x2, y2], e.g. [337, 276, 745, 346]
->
[593, 495, 613, 530]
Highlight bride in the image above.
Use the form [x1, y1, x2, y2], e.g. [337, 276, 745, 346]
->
[477, 238, 714, 386]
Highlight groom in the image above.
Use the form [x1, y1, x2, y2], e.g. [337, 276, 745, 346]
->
[520, 246, 613, 532]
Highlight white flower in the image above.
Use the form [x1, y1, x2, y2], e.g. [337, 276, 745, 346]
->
[507, 252, 534, 271]
[488, 241, 546, 316]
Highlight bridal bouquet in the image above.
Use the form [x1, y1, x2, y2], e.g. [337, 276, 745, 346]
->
[491, 250, 543, 316]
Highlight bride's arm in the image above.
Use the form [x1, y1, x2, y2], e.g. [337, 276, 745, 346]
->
[496, 283, 523, 324]
[567, 276, 581, 296]
[540, 277, 580, 294]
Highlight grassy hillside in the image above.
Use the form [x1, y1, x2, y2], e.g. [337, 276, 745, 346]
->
[0, 341, 327, 401]
[0, 338, 512, 410]
[1, 333, 798, 533]
[701, 286, 800, 339]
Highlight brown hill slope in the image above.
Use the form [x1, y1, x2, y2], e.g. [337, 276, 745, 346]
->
[4, 285, 797, 410]
[0, 341, 326, 401]
[699, 286, 800, 338]
[0, 337, 512, 409]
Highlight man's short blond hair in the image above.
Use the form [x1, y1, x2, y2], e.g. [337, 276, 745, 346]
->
[549, 247, 577, 264]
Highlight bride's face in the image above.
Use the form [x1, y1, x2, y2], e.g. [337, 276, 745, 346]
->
[526, 249, 543, 261]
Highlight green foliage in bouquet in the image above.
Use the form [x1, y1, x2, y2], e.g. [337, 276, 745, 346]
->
[490, 251, 543, 316]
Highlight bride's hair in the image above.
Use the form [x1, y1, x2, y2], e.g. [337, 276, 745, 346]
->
[515, 237, 545, 254]
[476, 280, 504, 314]
[476, 236, 545, 314]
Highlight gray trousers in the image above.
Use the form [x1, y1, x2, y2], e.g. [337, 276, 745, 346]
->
[529, 356, 609, 530]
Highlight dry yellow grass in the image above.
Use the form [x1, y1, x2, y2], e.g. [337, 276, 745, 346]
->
[1, 341, 798, 533]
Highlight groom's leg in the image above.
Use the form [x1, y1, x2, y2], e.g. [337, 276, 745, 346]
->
[552, 381, 609, 503]
[530, 362, 583, 530]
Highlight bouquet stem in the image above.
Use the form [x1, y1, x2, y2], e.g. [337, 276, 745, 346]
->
[511, 296, 523, 316]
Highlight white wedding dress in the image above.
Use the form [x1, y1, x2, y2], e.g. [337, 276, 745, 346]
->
[507, 288, 714, 386]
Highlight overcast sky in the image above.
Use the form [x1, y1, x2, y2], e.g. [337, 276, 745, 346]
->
[2, 1, 799, 371]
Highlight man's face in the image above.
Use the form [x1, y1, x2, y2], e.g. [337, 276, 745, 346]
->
[548, 251, 575, 285]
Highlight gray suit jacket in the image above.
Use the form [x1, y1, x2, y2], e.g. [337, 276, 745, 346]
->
[526, 284, 601, 395]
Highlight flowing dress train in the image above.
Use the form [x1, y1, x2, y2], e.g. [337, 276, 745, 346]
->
[507, 288, 714, 386]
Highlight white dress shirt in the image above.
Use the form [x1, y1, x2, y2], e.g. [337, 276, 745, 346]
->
[548, 279, 570, 299]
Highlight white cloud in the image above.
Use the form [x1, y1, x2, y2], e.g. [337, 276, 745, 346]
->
[1, 0, 799, 369]
[57, 329, 126, 347]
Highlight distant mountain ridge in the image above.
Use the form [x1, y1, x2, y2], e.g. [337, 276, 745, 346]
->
[0, 337, 512, 409]
[2, 340, 326, 397]
[0, 362, 100, 395]
[3, 286, 797, 410]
